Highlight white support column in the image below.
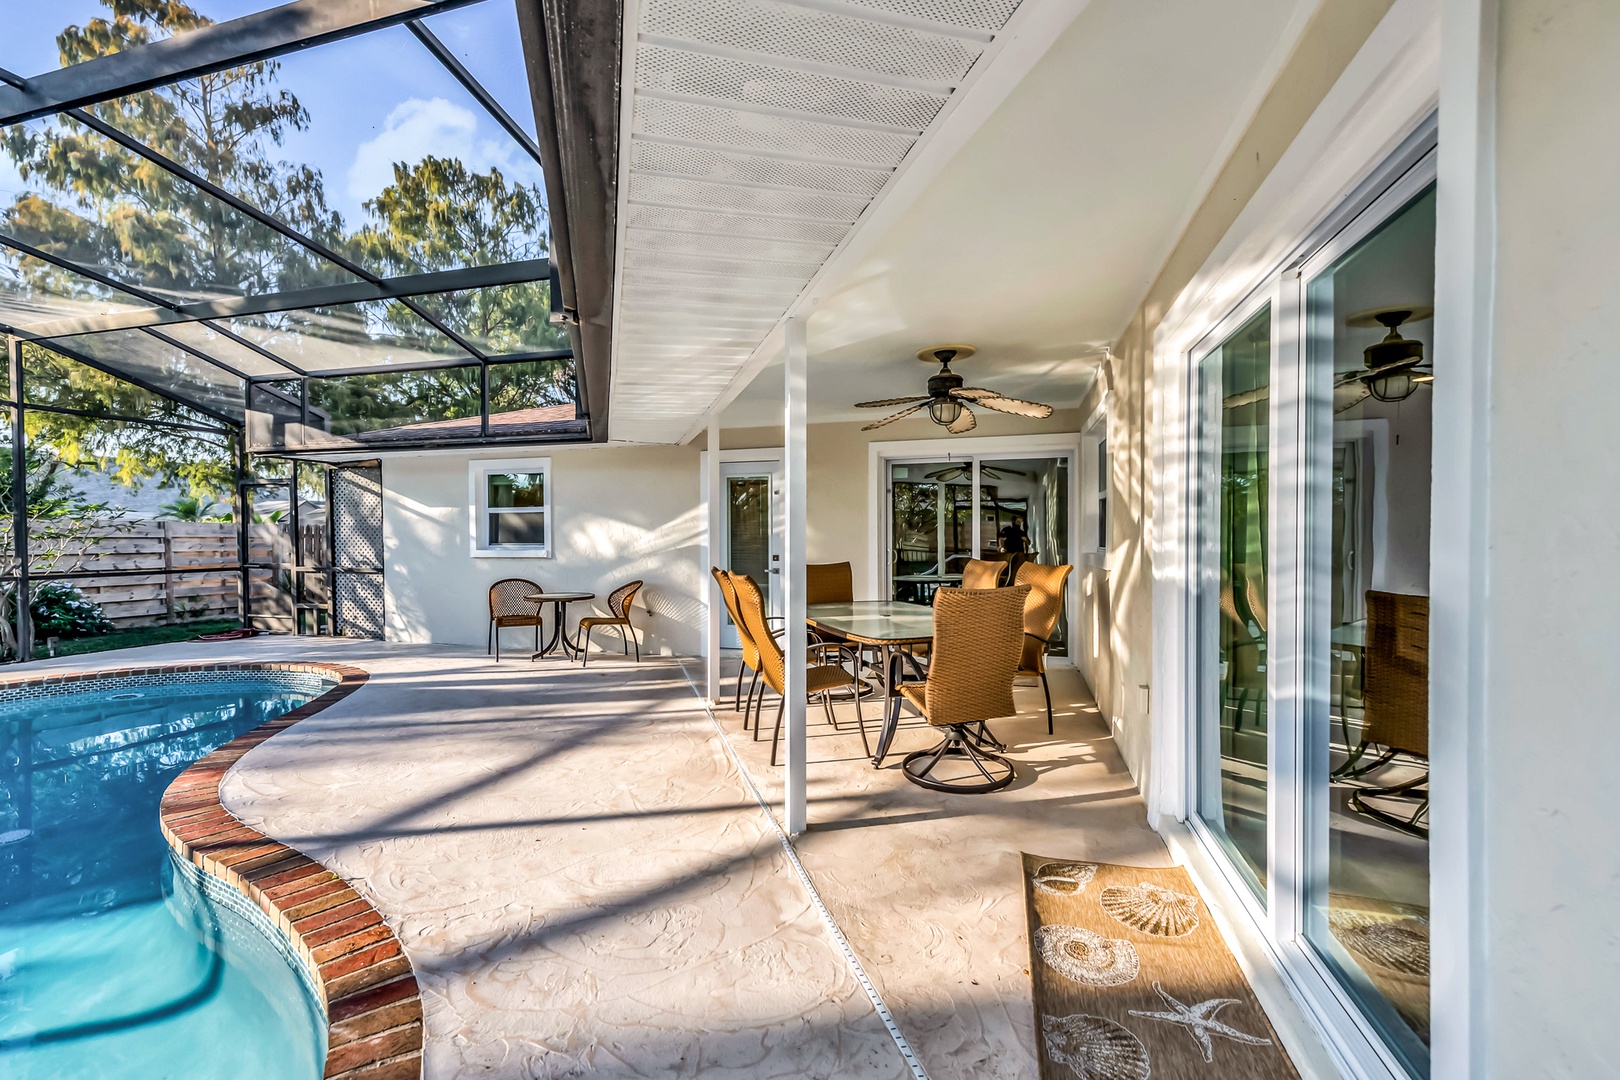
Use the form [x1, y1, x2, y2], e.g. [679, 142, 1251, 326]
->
[783, 317, 809, 835]
[704, 418, 722, 703]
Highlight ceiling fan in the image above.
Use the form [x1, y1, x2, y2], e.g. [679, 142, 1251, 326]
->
[1333, 305, 1434, 413]
[923, 463, 1028, 483]
[855, 345, 1055, 434]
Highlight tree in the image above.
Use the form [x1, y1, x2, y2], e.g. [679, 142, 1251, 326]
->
[2, 0, 346, 300]
[22, 346, 235, 499]
[352, 156, 568, 355]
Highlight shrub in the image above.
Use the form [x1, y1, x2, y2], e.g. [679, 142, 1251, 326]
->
[30, 582, 115, 639]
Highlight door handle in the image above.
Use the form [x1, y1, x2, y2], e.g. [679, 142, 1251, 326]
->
[768, 568, 780, 575]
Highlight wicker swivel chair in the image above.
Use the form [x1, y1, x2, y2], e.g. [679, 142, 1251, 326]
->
[578, 580, 644, 667]
[487, 578, 543, 661]
[806, 562, 854, 605]
[961, 559, 1008, 590]
[1344, 590, 1429, 835]
[894, 585, 1030, 793]
[732, 572, 864, 765]
[1014, 561, 1075, 733]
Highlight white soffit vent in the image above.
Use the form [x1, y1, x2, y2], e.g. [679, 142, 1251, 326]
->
[610, 0, 1030, 443]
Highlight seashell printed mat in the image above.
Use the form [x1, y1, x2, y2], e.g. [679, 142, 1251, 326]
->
[1023, 854, 1299, 1080]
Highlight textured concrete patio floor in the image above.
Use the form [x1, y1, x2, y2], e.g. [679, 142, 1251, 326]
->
[25, 637, 909, 1079]
[687, 656, 1171, 1080]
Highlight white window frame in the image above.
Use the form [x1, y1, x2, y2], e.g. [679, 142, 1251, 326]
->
[1079, 397, 1110, 565]
[469, 457, 552, 558]
[1147, 1, 1447, 1075]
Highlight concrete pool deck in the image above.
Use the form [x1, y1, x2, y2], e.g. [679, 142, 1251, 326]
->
[21, 636, 1327, 1078]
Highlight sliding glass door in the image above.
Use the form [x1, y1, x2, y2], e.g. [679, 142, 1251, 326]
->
[1194, 304, 1273, 901]
[1183, 147, 1436, 1079]
[1301, 186, 1436, 1076]
[886, 450, 1072, 656]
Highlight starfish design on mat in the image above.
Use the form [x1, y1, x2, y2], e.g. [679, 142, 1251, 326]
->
[1127, 982, 1273, 1063]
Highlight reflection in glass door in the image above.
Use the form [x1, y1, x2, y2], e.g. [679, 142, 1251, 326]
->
[720, 461, 780, 650]
[1195, 304, 1272, 901]
[1303, 185, 1435, 1077]
[886, 454, 1071, 647]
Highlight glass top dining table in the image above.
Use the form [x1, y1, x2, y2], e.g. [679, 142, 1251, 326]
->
[806, 600, 934, 767]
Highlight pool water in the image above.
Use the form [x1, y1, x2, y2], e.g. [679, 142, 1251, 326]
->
[0, 672, 334, 1079]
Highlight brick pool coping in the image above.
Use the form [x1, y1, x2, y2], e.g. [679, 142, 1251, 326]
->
[1, 661, 423, 1080]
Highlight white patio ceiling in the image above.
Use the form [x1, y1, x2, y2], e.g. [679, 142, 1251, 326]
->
[608, 0, 1037, 443]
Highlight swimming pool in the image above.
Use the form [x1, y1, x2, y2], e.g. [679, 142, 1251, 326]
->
[0, 670, 336, 1079]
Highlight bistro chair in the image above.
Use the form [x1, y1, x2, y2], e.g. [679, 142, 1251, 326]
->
[1014, 561, 1075, 734]
[732, 572, 865, 765]
[487, 577, 543, 662]
[961, 559, 1009, 590]
[578, 580, 644, 667]
[892, 585, 1030, 793]
[1339, 590, 1429, 836]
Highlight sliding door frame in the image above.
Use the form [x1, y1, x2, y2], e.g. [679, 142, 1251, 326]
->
[1162, 116, 1439, 1080]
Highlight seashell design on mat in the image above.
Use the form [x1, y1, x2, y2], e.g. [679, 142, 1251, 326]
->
[1038, 925, 1140, 987]
[1041, 1013, 1152, 1080]
[1099, 881, 1201, 938]
[1033, 861, 1099, 896]
[1329, 910, 1430, 977]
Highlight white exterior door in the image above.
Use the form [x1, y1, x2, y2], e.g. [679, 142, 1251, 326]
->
[718, 459, 783, 649]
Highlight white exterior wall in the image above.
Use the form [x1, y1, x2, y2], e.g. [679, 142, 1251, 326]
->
[380, 444, 703, 656]
[1473, 1, 1620, 1073]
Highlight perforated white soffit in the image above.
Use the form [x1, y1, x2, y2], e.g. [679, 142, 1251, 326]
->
[608, 0, 1030, 444]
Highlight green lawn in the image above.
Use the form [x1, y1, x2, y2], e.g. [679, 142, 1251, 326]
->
[39, 619, 243, 659]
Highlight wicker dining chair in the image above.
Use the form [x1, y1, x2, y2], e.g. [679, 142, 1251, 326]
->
[960, 559, 1009, 590]
[1013, 561, 1075, 733]
[1341, 590, 1429, 835]
[806, 561, 854, 605]
[578, 580, 644, 667]
[892, 584, 1031, 793]
[712, 567, 756, 714]
[732, 572, 864, 764]
[487, 578, 544, 661]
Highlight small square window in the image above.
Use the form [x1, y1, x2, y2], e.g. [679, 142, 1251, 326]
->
[471, 459, 551, 556]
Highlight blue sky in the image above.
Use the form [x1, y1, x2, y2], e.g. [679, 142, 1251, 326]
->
[0, 0, 543, 229]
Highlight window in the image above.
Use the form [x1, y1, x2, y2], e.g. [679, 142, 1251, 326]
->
[1080, 412, 1109, 558]
[470, 458, 551, 557]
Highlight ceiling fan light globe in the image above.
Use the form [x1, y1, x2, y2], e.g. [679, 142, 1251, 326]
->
[929, 398, 963, 427]
[1369, 371, 1416, 402]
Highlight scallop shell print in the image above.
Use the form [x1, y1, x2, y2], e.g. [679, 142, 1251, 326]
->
[1099, 881, 1201, 937]
[1041, 1013, 1151, 1080]
[1033, 861, 1099, 896]
[1038, 926, 1140, 987]
[1329, 910, 1430, 977]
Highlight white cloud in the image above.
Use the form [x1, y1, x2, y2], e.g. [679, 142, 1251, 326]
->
[345, 97, 539, 208]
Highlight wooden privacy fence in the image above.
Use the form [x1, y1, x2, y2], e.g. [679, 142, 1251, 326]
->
[0, 521, 266, 630]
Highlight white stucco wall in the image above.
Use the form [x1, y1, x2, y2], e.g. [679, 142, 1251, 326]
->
[380, 444, 703, 656]
[1475, 2, 1620, 1073]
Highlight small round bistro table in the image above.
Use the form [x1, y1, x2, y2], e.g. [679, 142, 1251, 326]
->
[524, 591, 596, 660]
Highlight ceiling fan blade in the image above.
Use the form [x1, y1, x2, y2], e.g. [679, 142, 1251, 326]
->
[923, 466, 969, 481]
[947, 404, 977, 434]
[860, 401, 930, 431]
[950, 387, 999, 400]
[1223, 386, 1269, 409]
[854, 395, 930, 408]
[969, 394, 1054, 419]
[1334, 383, 1371, 414]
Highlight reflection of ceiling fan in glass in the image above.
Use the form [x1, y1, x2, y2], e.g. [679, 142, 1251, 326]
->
[1334, 305, 1434, 413]
[855, 345, 1055, 434]
[922, 463, 1028, 483]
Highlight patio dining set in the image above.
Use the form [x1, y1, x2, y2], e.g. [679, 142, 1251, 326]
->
[485, 577, 644, 665]
[711, 557, 1074, 794]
